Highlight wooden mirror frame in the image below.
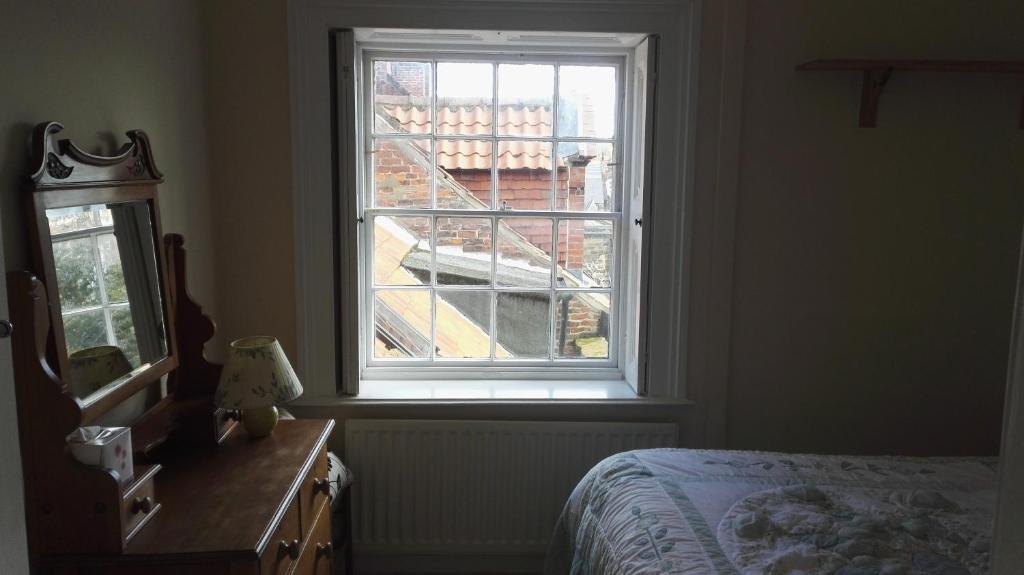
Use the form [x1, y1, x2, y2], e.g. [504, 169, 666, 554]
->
[25, 121, 179, 423]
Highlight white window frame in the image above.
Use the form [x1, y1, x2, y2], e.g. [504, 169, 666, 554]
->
[51, 226, 132, 351]
[358, 49, 632, 381]
[288, 1, 711, 403]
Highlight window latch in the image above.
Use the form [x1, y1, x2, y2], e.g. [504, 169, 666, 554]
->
[634, 218, 642, 227]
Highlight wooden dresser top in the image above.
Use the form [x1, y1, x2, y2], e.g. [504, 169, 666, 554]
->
[125, 419, 334, 557]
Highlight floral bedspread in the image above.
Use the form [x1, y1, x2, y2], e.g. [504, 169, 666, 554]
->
[543, 449, 997, 575]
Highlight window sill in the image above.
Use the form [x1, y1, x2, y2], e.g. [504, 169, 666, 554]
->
[288, 379, 694, 406]
[285, 381, 693, 422]
[353, 379, 639, 400]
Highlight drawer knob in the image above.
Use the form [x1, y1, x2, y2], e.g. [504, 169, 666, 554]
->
[313, 477, 331, 495]
[279, 539, 300, 560]
[131, 496, 155, 514]
[316, 541, 334, 558]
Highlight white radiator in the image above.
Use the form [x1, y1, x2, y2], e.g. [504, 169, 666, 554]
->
[344, 419, 677, 558]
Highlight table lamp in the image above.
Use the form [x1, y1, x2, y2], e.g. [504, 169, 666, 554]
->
[214, 336, 303, 438]
[69, 345, 133, 395]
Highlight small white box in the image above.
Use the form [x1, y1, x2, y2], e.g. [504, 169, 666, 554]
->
[67, 426, 134, 485]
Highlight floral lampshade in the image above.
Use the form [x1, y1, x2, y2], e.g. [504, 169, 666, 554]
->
[69, 345, 134, 395]
[214, 336, 303, 410]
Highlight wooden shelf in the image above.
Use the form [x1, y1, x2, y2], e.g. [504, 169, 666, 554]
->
[796, 59, 1024, 128]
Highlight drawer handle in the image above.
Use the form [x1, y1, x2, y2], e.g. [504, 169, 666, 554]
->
[131, 496, 155, 514]
[313, 477, 331, 495]
[316, 541, 334, 558]
[279, 539, 300, 560]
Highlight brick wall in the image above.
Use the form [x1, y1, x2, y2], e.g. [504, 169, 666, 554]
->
[375, 61, 428, 97]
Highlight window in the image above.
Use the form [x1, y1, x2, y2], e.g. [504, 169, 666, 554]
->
[48, 206, 141, 367]
[361, 51, 633, 376]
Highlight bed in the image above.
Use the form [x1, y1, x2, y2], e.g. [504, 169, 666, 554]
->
[545, 449, 998, 575]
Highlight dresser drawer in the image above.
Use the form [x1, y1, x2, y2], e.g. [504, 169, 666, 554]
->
[299, 446, 330, 539]
[120, 465, 161, 543]
[260, 493, 302, 575]
[293, 505, 333, 575]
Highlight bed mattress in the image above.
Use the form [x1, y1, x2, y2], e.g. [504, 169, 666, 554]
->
[544, 449, 997, 575]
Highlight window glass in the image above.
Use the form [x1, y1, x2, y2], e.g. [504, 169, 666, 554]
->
[497, 64, 553, 137]
[365, 56, 622, 366]
[374, 61, 432, 134]
[557, 65, 616, 139]
[437, 62, 493, 136]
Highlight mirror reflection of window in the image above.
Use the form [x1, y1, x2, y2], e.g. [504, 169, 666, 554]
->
[49, 205, 140, 365]
[47, 202, 168, 397]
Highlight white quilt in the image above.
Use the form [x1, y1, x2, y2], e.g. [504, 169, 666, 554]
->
[544, 449, 997, 575]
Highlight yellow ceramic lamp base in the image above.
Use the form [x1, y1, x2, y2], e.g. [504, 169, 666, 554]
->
[242, 405, 280, 438]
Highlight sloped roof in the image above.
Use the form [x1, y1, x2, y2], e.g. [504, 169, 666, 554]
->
[378, 101, 551, 135]
[436, 139, 552, 170]
[378, 103, 555, 170]
[373, 216, 511, 359]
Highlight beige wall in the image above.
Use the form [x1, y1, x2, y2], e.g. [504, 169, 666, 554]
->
[725, 0, 1024, 455]
[0, 0, 219, 332]
[202, 0, 297, 360]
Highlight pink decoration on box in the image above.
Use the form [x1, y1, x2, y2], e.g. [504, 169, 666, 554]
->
[66, 426, 134, 485]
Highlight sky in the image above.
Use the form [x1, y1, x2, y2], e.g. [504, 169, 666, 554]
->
[435, 62, 616, 138]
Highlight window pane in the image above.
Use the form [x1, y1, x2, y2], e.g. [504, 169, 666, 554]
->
[374, 61, 432, 134]
[498, 218, 553, 288]
[556, 142, 616, 212]
[374, 216, 431, 286]
[97, 233, 128, 303]
[374, 138, 431, 208]
[374, 290, 431, 359]
[496, 292, 550, 359]
[437, 62, 493, 135]
[63, 310, 108, 355]
[497, 141, 552, 210]
[110, 306, 141, 367]
[436, 140, 491, 209]
[47, 204, 112, 235]
[557, 219, 613, 288]
[497, 64, 553, 136]
[436, 217, 492, 286]
[436, 290, 491, 359]
[557, 65, 616, 139]
[554, 292, 611, 359]
[53, 237, 101, 310]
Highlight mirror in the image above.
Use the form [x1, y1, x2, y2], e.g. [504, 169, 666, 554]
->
[45, 202, 168, 400]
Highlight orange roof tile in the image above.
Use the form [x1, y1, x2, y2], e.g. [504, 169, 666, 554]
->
[379, 103, 555, 170]
[379, 100, 551, 134]
[434, 139, 552, 171]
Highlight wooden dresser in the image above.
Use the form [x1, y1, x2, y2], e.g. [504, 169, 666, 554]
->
[39, 419, 336, 575]
[8, 124, 343, 575]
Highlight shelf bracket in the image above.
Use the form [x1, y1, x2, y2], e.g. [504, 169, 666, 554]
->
[859, 67, 892, 128]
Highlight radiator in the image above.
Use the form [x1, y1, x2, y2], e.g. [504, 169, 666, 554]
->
[344, 419, 677, 556]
